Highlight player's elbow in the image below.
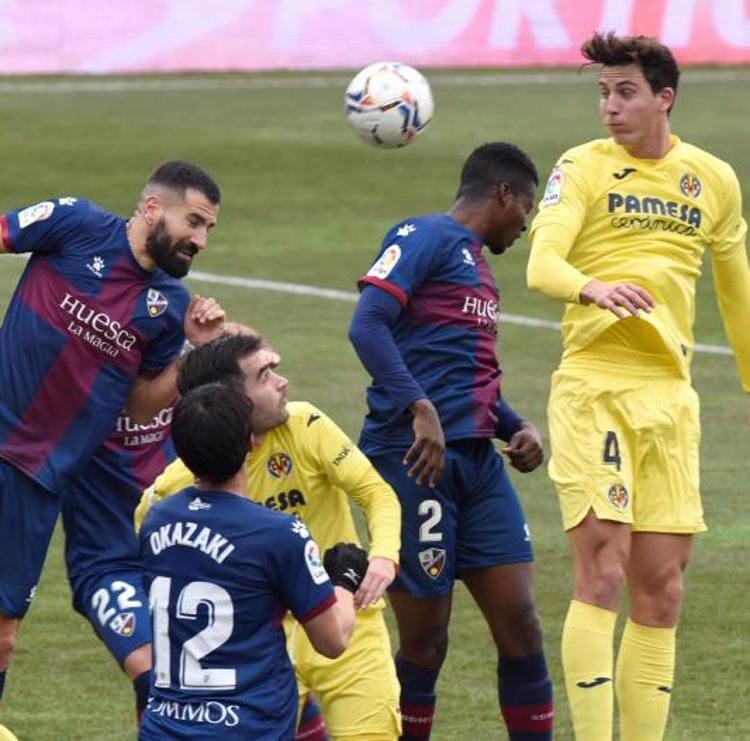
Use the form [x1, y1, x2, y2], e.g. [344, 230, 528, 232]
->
[303, 591, 356, 658]
[348, 315, 367, 354]
[313, 632, 348, 659]
[526, 255, 546, 295]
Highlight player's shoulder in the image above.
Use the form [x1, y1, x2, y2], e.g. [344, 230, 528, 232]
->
[285, 401, 328, 428]
[63, 197, 122, 229]
[552, 139, 611, 171]
[383, 213, 450, 246]
[11, 196, 96, 229]
[246, 498, 310, 543]
[675, 139, 738, 182]
[152, 456, 195, 496]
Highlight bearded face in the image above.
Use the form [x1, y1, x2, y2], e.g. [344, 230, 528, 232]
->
[145, 217, 199, 278]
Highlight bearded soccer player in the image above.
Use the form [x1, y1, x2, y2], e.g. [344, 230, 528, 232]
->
[349, 142, 554, 740]
[135, 333, 402, 740]
[139, 382, 360, 739]
[0, 161, 225, 727]
[527, 33, 750, 740]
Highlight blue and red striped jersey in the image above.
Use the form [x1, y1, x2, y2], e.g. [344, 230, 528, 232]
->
[62, 402, 177, 594]
[0, 197, 188, 495]
[358, 213, 503, 449]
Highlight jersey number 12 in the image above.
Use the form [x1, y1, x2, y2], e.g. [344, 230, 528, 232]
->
[150, 576, 236, 691]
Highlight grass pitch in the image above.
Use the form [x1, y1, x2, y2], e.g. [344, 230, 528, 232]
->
[0, 69, 749, 739]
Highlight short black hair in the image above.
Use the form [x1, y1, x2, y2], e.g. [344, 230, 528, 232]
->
[456, 142, 538, 201]
[171, 382, 253, 484]
[178, 334, 263, 396]
[582, 32, 680, 99]
[147, 160, 221, 205]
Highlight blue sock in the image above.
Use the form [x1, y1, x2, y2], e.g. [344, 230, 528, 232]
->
[498, 652, 554, 740]
[396, 652, 439, 740]
[0, 670, 5, 703]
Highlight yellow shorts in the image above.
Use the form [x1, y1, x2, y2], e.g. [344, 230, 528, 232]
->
[287, 606, 401, 740]
[547, 364, 705, 534]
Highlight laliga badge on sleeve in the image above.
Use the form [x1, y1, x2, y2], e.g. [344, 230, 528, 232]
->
[367, 244, 401, 280]
[304, 540, 330, 584]
[541, 168, 564, 207]
[18, 201, 55, 229]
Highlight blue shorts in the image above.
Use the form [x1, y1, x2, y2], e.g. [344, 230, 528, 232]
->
[369, 439, 533, 597]
[75, 571, 151, 665]
[0, 458, 63, 617]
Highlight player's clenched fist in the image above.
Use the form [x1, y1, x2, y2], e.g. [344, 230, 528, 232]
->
[323, 543, 370, 593]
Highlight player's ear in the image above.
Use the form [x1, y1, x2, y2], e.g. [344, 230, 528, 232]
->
[141, 193, 164, 227]
[657, 86, 675, 114]
[495, 182, 513, 207]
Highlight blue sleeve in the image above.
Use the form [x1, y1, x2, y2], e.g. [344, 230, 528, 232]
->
[496, 395, 525, 442]
[139, 287, 189, 374]
[1, 197, 87, 254]
[349, 284, 426, 412]
[271, 519, 335, 623]
[357, 218, 440, 306]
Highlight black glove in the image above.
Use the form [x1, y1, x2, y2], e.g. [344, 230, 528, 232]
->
[323, 542, 369, 593]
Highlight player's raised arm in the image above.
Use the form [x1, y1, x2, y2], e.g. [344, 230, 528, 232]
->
[126, 294, 226, 423]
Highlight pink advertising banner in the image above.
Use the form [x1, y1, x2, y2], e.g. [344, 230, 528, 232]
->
[0, 0, 748, 74]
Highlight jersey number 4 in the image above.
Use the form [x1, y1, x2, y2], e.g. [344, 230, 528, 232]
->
[603, 430, 622, 472]
[150, 576, 236, 691]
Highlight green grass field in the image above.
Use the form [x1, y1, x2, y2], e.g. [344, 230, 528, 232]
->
[0, 69, 749, 739]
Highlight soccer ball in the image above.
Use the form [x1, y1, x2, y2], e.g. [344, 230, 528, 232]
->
[344, 62, 434, 149]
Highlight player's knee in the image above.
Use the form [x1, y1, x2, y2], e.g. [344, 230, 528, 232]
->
[513, 601, 544, 651]
[402, 628, 449, 669]
[579, 561, 625, 605]
[632, 571, 684, 625]
[494, 600, 543, 655]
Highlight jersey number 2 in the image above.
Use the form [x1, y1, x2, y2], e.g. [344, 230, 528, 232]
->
[418, 500, 443, 542]
[150, 577, 236, 691]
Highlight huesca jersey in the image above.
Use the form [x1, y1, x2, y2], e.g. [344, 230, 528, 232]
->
[0, 197, 188, 494]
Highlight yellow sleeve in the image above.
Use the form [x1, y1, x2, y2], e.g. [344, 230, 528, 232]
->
[310, 408, 401, 563]
[709, 168, 750, 391]
[134, 457, 195, 532]
[527, 158, 593, 303]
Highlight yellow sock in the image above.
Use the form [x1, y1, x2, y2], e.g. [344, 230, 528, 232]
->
[561, 600, 617, 741]
[616, 618, 676, 741]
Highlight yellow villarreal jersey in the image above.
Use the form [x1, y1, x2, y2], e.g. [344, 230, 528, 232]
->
[135, 401, 400, 562]
[528, 136, 748, 376]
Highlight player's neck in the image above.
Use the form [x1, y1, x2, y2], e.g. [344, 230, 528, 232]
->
[126, 215, 157, 271]
[197, 468, 247, 497]
[622, 124, 673, 160]
[447, 200, 486, 241]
